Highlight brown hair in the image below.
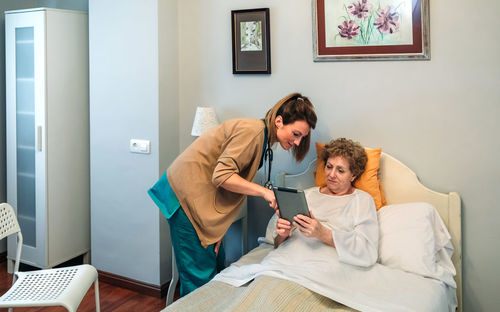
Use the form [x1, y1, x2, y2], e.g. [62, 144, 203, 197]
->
[264, 93, 317, 162]
[321, 138, 367, 183]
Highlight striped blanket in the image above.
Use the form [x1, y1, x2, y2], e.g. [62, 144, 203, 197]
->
[163, 275, 358, 312]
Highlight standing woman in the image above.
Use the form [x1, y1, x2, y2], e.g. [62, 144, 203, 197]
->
[148, 93, 317, 296]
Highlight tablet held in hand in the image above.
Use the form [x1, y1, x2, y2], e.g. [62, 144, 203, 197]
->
[273, 187, 310, 223]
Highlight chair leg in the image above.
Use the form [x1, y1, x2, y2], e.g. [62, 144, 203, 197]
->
[7, 259, 14, 274]
[94, 279, 101, 312]
[83, 251, 91, 264]
[166, 246, 178, 306]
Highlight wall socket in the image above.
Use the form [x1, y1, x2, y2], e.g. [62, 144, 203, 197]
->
[130, 139, 150, 154]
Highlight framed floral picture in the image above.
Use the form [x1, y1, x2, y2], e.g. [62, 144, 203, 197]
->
[232, 8, 271, 74]
[313, 0, 430, 61]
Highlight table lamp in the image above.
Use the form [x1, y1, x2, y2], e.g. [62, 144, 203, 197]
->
[191, 106, 219, 136]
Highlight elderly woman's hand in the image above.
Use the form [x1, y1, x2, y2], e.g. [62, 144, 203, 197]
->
[293, 211, 325, 239]
[275, 210, 292, 238]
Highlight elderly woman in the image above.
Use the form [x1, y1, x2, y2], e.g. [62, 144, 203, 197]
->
[275, 138, 378, 267]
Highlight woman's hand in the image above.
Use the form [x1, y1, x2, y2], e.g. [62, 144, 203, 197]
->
[276, 211, 292, 238]
[220, 174, 277, 211]
[263, 188, 277, 211]
[293, 211, 335, 247]
[274, 210, 292, 248]
[214, 240, 222, 256]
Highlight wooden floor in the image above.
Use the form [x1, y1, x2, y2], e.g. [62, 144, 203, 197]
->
[0, 260, 172, 311]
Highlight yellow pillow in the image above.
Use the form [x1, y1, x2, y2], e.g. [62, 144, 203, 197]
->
[315, 142, 385, 210]
[379, 179, 387, 207]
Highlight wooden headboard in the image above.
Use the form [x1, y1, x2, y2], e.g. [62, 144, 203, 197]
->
[276, 152, 462, 312]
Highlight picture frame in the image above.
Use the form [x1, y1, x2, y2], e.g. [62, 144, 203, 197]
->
[231, 8, 271, 74]
[312, 0, 430, 61]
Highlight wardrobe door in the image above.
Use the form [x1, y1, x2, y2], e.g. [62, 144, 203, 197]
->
[6, 10, 47, 268]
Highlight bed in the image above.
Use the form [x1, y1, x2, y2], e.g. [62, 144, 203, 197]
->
[162, 151, 462, 312]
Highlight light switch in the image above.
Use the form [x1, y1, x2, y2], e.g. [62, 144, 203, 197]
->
[130, 139, 150, 154]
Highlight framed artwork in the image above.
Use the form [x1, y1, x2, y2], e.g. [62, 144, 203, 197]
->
[313, 0, 430, 61]
[231, 8, 271, 74]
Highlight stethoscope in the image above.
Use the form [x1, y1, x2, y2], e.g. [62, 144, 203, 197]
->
[263, 138, 273, 189]
[262, 121, 273, 190]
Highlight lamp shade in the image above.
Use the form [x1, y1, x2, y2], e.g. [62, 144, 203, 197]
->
[191, 106, 219, 136]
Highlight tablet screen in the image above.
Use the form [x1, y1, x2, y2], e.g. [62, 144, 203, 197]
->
[273, 187, 311, 223]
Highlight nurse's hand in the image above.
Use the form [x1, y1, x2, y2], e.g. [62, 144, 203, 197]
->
[214, 240, 222, 256]
[263, 188, 277, 211]
[220, 174, 276, 211]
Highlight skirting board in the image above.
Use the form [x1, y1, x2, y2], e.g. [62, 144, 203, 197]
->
[98, 270, 170, 298]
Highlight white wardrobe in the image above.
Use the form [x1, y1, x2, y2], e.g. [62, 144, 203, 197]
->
[5, 8, 89, 270]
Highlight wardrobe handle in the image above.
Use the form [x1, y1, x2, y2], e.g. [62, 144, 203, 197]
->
[37, 126, 42, 151]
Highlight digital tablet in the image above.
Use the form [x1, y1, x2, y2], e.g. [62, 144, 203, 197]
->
[273, 186, 311, 223]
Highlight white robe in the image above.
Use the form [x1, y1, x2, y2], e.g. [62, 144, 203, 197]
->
[303, 187, 378, 266]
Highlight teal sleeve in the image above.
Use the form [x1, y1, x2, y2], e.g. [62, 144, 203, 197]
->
[148, 172, 180, 219]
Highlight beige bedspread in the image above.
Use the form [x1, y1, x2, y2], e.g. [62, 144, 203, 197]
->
[162, 275, 358, 312]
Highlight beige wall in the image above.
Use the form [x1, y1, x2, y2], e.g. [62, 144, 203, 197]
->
[178, 0, 500, 311]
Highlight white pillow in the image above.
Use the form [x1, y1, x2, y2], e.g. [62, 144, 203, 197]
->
[377, 202, 457, 287]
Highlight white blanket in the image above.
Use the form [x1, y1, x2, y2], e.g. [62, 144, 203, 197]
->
[214, 234, 457, 312]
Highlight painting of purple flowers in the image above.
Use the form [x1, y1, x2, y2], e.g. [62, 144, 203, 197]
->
[329, 0, 411, 47]
[313, 0, 430, 61]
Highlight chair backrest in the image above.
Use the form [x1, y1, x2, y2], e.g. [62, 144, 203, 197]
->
[0, 203, 23, 281]
[0, 203, 21, 241]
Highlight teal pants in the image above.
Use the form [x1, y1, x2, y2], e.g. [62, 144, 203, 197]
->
[168, 206, 226, 297]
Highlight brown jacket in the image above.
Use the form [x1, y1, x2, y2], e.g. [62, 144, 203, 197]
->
[167, 118, 266, 247]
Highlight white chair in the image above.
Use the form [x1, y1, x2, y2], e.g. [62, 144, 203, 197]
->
[0, 203, 100, 312]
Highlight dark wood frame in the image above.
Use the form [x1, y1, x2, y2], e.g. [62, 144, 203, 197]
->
[231, 8, 271, 74]
[313, 0, 430, 61]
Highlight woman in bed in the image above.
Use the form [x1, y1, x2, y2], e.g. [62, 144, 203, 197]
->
[148, 93, 317, 297]
[275, 137, 379, 267]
